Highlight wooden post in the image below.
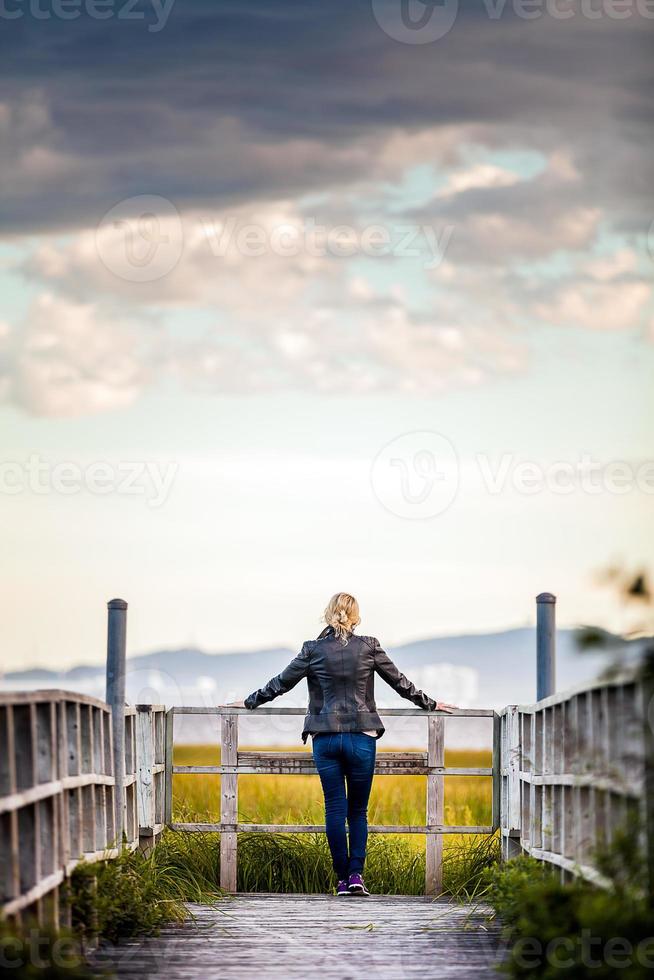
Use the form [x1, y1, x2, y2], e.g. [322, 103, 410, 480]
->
[501, 706, 522, 859]
[105, 598, 127, 845]
[426, 715, 444, 895]
[492, 712, 501, 832]
[220, 713, 238, 892]
[641, 648, 654, 905]
[536, 593, 556, 701]
[136, 705, 155, 854]
[164, 709, 174, 826]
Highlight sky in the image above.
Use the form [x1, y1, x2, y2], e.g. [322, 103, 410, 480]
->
[1, 1, 653, 671]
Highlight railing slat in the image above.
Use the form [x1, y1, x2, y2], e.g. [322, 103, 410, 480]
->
[492, 712, 501, 833]
[172, 761, 493, 776]
[164, 709, 174, 827]
[170, 822, 495, 834]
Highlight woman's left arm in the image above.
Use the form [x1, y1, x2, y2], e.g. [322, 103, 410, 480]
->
[243, 643, 312, 709]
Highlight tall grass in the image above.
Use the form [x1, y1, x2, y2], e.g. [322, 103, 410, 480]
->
[170, 744, 499, 895]
[69, 837, 222, 944]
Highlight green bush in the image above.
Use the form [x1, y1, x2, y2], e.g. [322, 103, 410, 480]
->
[486, 829, 654, 979]
[0, 922, 93, 980]
[70, 853, 181, 945]
[69, 835, 223, 945]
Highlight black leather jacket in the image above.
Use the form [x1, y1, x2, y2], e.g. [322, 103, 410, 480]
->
[244, 626, 437, 742]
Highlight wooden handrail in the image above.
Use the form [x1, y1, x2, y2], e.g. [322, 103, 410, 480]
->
[169, 705, 495, 716]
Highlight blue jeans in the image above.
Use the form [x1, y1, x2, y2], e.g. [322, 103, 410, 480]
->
[312, 732, 377, 879]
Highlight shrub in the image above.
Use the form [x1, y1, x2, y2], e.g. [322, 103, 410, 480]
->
[486, 828, 654, 979]
[69, 835, 222, 946]
[0, 922, 93, 980]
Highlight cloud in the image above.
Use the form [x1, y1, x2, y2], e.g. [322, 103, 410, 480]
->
[406, 150, 603, 264]
[166, 289, 526, 400]
[0, 3, 652, 415]
[22, 200, 340, 308]
[436, 162, 523, 199]
[4, 247, 528, 414]
[8, 180, 650, 416]
[5, 294, 153, 416]
[0, 5, 650, 236]
[534, 280, 651, 332]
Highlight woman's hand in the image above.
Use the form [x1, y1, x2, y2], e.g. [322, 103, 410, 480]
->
[435, 701, 457, 713]
[222, 700, 246, 708]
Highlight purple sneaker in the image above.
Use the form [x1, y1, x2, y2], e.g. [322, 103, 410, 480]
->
[348, 873, 370, 896]
[336, 879, 350, 896]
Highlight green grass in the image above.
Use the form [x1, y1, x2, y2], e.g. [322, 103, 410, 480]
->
[69, 837, 223, 945]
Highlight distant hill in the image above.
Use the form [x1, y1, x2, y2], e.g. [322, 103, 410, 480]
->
[2, 628, 641, 747]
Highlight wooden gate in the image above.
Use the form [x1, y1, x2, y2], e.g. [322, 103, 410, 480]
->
[164, 705, 500, 894]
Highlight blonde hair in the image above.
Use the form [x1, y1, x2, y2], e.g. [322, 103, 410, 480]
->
[323, 593, 360, 641]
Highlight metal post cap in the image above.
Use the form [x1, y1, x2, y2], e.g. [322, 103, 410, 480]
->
[107, 598, 128, 610]
[536, 593, 556, 604]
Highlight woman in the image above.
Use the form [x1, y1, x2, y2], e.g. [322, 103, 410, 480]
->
[236, 593, 455, 896]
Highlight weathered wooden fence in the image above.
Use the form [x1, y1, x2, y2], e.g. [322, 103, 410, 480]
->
[1, 593, 651, 927]
[499, 656, 653, 890]
[0, 687, 166, 927]
[166, 705, 500, 894]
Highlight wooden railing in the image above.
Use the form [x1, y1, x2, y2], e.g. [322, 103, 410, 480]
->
[165, 705, 500, 894]
[499, 656, 653, 890]
[2, 594, 650, 924]
[0, 690, 166, 927]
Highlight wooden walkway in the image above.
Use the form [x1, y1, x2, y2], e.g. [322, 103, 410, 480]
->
[93, 894, 504, 979]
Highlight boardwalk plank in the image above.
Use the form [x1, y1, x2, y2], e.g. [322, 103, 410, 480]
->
[94, 894, 504, 980]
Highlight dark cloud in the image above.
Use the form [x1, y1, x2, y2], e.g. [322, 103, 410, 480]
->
[1, 1, 652, 416]
[0, 0, 651, 232]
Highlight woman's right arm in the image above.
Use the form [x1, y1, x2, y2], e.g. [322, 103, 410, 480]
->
[244, 643, 311, 709]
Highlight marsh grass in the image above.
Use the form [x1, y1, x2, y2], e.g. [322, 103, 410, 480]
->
[69, 838, 222, 945]
[171, 744, 498, 895]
